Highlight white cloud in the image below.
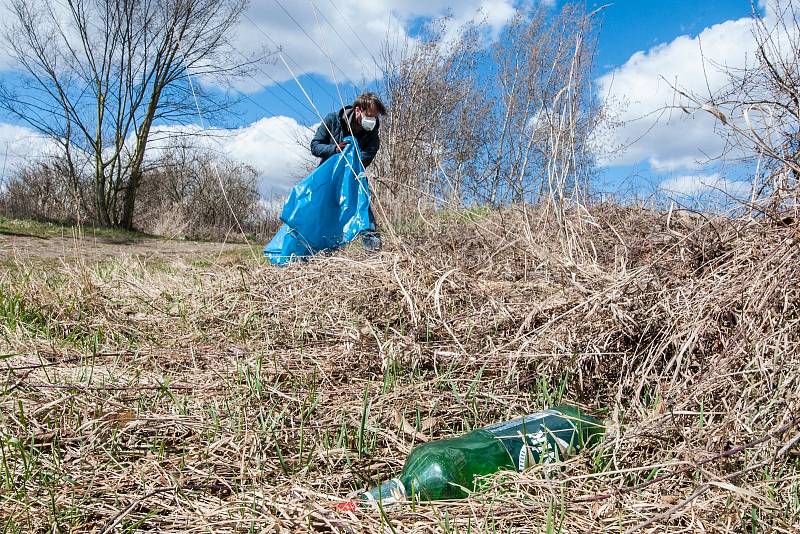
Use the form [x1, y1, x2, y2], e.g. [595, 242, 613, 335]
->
[0, 3, 16, 70]
[228, 1, 516, 92]
[659, 172, 751, 198]
[439, 0, 516, 45]
[221, 116, 315, 194]
[597, 1, 800, 176]
[0, 123, 57, 180]
[0, 49, 13, 72]
[596, 17, 757, 171]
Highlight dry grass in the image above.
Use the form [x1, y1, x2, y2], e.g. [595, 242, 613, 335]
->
[1, 205, 799, 533]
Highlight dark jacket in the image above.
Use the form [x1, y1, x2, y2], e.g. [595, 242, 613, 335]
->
[310, 106, 381, 168]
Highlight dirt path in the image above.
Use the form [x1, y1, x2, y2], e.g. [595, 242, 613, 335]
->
[0, 232, 253, 263]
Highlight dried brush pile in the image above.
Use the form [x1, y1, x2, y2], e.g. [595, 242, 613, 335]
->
[1, 205, 798, 532]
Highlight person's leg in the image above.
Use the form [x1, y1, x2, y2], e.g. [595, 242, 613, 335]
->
[361, 204, 382, 252]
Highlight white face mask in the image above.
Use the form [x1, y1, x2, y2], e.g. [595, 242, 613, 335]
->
[361, 115, 377, 131]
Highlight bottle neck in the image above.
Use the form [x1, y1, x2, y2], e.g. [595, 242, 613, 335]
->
[361, 477, 406, 509]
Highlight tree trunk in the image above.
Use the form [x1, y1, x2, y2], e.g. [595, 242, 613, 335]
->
[95, 165, 112, 227]
[120, 168, 140, 230]
[120, 81, 164, 230]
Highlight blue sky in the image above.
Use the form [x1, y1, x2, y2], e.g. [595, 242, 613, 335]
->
[593, 1, 753, 68]
[0, 0, 769, 202]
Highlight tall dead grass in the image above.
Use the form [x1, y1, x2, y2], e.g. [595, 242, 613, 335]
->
[0, 205, 798, 532]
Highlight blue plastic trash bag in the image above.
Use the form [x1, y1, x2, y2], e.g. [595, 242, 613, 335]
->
[264, 136, 374, 265]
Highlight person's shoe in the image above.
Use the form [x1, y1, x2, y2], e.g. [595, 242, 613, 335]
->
[361, 231, 382, 252]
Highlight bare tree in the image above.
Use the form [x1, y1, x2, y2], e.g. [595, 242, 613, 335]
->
[0, 0, 253, 229]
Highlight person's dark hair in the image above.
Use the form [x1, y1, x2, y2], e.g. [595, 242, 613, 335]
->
[353, 92, 386, 115]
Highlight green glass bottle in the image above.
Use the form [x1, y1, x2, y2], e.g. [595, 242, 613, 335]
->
[354, 406, 603, 509]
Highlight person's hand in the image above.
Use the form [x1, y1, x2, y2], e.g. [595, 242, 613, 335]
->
[337, 141, 348, 150]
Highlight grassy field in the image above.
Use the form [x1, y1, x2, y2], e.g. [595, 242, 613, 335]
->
[0, 217, 252, 268]
[0, 217, 154, 241]
[1, 207, 798, 532]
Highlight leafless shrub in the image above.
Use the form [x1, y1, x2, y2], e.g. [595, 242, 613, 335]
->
[483, 5, 599, 209]
[135, 142, 260, 241]
[264, 5, 601, 261]
[0, 142, 262, 241]
[372, 5, 603, 255]
[0, 157, 86, 222]
[674, 0, 800, 218]
[248, 196, 284, 241]
[372, 20, 487, 223]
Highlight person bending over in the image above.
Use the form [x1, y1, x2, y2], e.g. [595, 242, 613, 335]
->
[310, 92, 387, 252]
